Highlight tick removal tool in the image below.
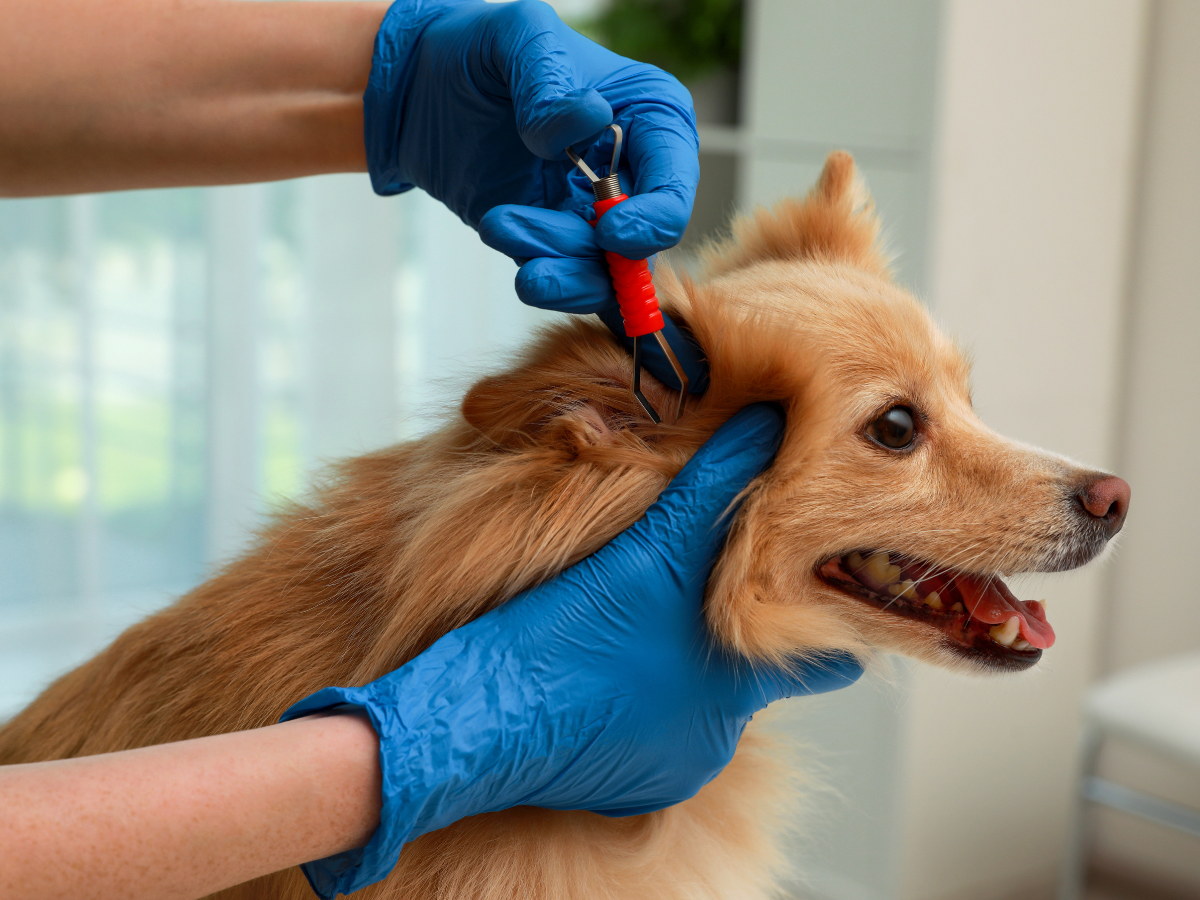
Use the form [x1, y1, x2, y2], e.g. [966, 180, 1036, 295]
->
[566, 124, 690, 424]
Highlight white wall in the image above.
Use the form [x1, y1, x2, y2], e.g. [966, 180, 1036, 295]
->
[1093, 1, 1200, 892]
[898, 4, 1147, 900]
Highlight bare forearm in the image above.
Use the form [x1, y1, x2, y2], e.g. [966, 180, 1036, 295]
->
[0, 0, 387, 196]
[0, 713, 381, 900]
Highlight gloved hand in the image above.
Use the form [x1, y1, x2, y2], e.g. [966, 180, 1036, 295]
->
[282, 405, 863, 898]
[364, 0, 706, 392]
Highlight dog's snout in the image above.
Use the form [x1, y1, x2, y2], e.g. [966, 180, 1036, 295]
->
[1075, 475, 1130, 537]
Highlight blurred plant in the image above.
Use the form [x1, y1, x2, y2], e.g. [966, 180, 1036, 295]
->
[581, 0, 743, 82]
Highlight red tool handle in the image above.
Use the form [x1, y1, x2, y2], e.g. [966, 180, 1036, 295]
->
[591, 194, 663, 338]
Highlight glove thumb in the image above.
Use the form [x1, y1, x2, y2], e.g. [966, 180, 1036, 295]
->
[520, 88, 613, 161]
[636, 404, 785, 565]
[490, 2, 613, 159]
[756, 652, 866, 706]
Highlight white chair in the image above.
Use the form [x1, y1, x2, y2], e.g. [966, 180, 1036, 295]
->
[1059, 652, 1200, 900]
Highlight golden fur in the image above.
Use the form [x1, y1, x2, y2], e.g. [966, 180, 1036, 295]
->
[0, 152, 1118, 899]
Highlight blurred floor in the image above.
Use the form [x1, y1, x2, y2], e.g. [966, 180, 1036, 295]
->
[1085, 865, 1200, 900]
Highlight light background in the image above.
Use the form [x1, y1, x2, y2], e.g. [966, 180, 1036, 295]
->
[1, 2, 1197, 900]
[0, 183, 554, 717]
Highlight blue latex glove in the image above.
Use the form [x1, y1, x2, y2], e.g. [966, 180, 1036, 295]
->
[282, 405, 863, 898]
[364, 0, 707, 392]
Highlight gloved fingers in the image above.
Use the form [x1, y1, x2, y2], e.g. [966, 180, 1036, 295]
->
[480, 206, 711, 389]
[593, 105, 699, 257]
[593, 184, 696, 259]
[525, 89, 614, 162]
[479, 205, 601, 262]
[595, 308, 709, 394]
[514, 256, 615, 314]
[487, 1, 613, 160]
[634, 404, 785, 563]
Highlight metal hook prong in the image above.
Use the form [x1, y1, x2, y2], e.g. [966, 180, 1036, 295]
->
[630, 337, 662, 424]
[651, 329, 690, 423]
[565, 123, 624, 184]
[608, 124, 622, 176]
[564, 146, 601, 183]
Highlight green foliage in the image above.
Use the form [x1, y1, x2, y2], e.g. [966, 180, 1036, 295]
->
[582, 0, 743, 81]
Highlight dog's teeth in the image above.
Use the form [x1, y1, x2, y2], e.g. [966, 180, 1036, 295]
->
[888, 580, 917, 599]
[846, 551, 865, 572]
[1013, 639, 1033, 651]
[862, 551, 902, 588]
[989, 616, 1020, 647]
[923, 590, 943, 609]
[951, 602, 965, 613]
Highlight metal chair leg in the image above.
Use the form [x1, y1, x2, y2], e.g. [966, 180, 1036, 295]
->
[1058, 723, 1102, 900]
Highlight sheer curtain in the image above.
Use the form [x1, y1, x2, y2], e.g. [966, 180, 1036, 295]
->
[0, 177, 553, 719]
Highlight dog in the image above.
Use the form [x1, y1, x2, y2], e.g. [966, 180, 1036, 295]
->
[0, 152, 1129, 899]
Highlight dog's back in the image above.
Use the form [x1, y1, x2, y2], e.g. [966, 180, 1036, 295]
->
[0, 329, 797, 898]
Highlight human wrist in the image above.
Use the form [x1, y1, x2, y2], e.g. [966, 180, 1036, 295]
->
[281, 630, 519, 898]
[364, 0, 471, 195]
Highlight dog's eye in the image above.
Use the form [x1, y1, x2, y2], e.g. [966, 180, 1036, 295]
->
[868, 406, 916, 450]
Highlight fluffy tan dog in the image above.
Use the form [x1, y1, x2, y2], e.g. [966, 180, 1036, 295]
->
[0, 152, 1128, 899]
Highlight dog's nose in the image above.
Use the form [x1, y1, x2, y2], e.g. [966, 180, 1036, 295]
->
[1076, 475, 1131, 537]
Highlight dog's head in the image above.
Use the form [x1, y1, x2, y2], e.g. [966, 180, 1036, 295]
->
[464, 152, 1129, 676]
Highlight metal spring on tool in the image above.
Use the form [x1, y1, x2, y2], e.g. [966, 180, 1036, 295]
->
[590, 173, 622, 201]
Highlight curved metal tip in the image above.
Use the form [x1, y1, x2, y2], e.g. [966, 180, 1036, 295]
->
[565, 123, 624, 185]
[607, 123, 622, 176]
[651, 329, 690, 423]
[631, 336, 662, 424]
[564, 146, 601, 184]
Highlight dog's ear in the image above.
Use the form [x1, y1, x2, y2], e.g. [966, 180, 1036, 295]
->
[462, 370, 622, 456]
[701, 151, 889, 279]
[461, 317, 693, 460]
[461, 322, 658, 459]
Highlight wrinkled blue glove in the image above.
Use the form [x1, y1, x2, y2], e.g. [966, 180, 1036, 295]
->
[364, 0, 707, 392]
[282, 405, 863, 898]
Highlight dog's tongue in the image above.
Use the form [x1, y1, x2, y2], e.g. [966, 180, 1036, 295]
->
[956, 575, 1056, 649]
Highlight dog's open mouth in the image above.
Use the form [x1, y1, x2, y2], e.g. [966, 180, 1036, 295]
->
[818, 551, 1055, 670]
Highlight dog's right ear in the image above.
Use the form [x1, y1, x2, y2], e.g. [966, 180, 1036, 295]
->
[462, 370, 620, 456]
[461, 323, 655, 459]
[701, 151, 889, 279]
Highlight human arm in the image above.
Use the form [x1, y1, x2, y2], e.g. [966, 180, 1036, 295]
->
[0, 712, 381, 900]
[0, 0, 386, 196]
[2, 0, 706, 388]
[1, 0, 693, 268]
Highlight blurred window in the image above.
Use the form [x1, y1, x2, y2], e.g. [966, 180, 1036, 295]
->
[0, 180, 551, 718]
